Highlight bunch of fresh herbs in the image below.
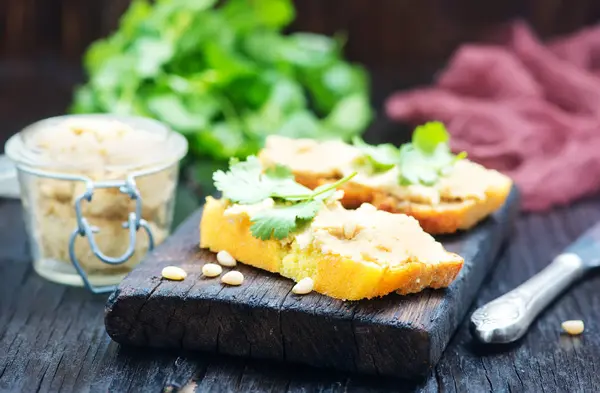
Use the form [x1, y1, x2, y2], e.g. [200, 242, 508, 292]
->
[71, 0, 372, 192]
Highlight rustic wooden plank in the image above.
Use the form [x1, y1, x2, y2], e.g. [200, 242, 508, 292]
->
[104, 188, 519, 379]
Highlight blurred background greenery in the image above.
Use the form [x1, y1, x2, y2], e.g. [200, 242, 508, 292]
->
[70, 0, 372, 198]
[3, 0, 600, 225]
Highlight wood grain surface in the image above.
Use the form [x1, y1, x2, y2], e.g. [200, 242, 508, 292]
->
[104, 189, 519, 379]
[2, 194, 600, 392]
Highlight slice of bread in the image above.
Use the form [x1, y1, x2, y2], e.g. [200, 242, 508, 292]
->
[258, 136, 513, 234]
[200, 197, 464, 300]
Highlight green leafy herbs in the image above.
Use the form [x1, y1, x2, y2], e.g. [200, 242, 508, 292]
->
[71, 0, 372, 193]
[399, 122, 467, 186]
[352, 122, 466, 186]
[249, 201, 322, 241]
[352, 136, 400, 173]
[213, 156, 309, 204]
[213, 156, 356, 240]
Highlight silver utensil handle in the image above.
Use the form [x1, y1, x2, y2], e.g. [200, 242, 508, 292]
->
[471, 253, 586, 344]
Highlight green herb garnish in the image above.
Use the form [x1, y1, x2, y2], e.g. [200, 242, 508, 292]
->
[351, 122, 466, 186]
[213, 156, 356, 240]
[398, 121, 467, 186]
[352, 136, 400, 173]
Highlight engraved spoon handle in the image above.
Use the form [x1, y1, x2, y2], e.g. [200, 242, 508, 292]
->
[471, 253, 586, 344]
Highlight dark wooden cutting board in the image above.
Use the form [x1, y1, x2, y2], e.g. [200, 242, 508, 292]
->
[105, 188, 519, 379]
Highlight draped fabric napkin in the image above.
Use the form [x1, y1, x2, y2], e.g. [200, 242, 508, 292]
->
[386, 21, 600, 212]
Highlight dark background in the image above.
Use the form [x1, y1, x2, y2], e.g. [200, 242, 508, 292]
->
[2, 0, 600, 148]
[5, 0, 600, 67]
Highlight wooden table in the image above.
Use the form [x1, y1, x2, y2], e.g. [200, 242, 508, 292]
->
[2, 194, 600, 392]
[2, 60, 600, 393]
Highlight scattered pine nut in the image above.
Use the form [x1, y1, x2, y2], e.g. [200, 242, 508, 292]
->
[161, 266, 187, 281]
[562, 320, 584, 335]
[216, 250, 237, 267]
[221, 271, 244, 286]
[292, 277, 314, 295]
[202, 263, 222, 278]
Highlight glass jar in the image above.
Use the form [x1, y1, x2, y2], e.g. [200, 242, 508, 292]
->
[5, 114, 188, 293]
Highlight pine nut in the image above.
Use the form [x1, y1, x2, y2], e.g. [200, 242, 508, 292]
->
[221, 271, 244, 286]
[292, 277, 314, 295]
[343, 222, 358, 239]
[562, 320, 584, 335]
[216, 250, 237, 267]
[202, 263, 222, 278]
[161, 266, 187, 281]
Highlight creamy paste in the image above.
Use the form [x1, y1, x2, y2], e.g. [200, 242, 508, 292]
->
[259, 135, 361, 177]
[23, 118, 177, 273]
[224, 199, 452, 267]
[261, 135, 510, 205]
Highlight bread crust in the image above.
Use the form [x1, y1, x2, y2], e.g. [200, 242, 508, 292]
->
[293, 173, 512, 234]
[200, 197, 464, 300]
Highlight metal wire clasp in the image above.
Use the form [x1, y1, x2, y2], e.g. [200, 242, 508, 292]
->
[68, 174, 155, 294]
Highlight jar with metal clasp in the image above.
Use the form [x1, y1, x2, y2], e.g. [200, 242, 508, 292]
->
[4, 114, 188, 294]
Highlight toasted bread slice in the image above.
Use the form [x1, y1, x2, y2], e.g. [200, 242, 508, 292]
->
[258, 136, 513, 234]
[200, 197, 464, 300]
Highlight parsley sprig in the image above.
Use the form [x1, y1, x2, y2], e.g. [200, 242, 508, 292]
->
[213, 156, 356, 240]
[352, 121, 466, 186]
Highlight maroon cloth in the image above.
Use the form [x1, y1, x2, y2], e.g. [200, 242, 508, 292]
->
[386, 21, 600, 212]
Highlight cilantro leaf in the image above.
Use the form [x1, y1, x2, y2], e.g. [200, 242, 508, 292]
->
[214, 156, 357, 240]
[262, 164, 312, 198]
[212, 156, 273, 204]
[250, 200, 321, 240]
[398, 122, 466, 186]
[270, 180, 313, 200]
[253, 172, 358, 240]
[213, 155, 313, 204]
[352, 136, 400, 173]
[348, 121, 464, 186]
[412, 121, 449, 153]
